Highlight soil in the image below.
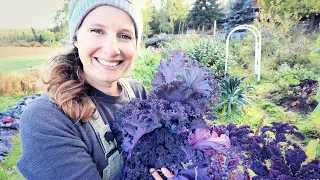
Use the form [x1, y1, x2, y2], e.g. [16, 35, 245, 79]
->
[266, 90, 318, 115]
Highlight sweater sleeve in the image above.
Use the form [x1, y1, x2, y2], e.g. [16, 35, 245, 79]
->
[17, 98, 102, 180]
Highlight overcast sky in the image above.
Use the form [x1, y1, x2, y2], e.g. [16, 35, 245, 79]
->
[0, 0, 65, 29]
[0, 0, 196, 29]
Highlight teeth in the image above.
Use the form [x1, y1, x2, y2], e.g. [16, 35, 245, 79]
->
[96, 58, 120, 67]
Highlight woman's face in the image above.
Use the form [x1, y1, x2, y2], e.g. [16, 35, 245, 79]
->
[75, 5, 136, 89]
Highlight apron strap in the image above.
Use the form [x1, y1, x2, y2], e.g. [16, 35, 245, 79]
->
[89, 78, 136, 159]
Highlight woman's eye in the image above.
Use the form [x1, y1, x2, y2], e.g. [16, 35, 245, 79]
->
[91, 29, 104, 34]
[119, 34, 132, 40]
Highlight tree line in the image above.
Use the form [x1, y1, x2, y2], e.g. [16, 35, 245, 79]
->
[0, 0, 319, 47]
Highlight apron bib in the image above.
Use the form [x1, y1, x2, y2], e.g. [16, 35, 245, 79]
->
[88, 78, 136, 180]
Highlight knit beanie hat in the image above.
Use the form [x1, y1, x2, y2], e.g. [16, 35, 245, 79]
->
[68, 0, 142, 47]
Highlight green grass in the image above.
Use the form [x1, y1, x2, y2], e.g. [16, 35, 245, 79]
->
[0, 134, 25, 180]
[0, 54, 49, 73]
[0, 96, 23, 112]
[0, 95, 25, 180]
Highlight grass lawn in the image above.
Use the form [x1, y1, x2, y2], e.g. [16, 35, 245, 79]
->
[0, 96, 23, 112]
[0, 54, 49, 73]
[0, 95, 25, 180]
[0, 46, 62, 73]
[0, 134, 25, 180]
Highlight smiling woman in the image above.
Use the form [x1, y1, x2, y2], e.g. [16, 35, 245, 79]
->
[15, 0, 173, 180]
[74, 5, 137, 95]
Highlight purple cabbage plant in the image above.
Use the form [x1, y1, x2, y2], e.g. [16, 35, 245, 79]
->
[112, 51, 320, 179]
[113, 51, 228, 179]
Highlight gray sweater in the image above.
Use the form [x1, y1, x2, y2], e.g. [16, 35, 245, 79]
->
[17, 80, 147, 180]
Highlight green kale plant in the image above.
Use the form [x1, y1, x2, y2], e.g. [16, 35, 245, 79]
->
[216, 75, 255, 116]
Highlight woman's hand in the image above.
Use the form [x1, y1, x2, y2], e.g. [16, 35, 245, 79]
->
[150, 168, 175, 180]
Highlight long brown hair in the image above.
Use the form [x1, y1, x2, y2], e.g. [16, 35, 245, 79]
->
[43, 47, 93, 122]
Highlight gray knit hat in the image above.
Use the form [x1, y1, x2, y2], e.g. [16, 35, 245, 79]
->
[68, 0, 142, 47]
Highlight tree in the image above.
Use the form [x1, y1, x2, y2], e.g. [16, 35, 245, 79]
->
[187, 0, 224, 32]
[150, 10, 171, 34]
[173, 0, 189, 34]
[223, 0, 256, 35]
[142, 0, 155, 38]
[31, 28, 38, 42]
[258, 0, 320, 32]
[53, 0, 70, 42]
[43, 30, 55, 46]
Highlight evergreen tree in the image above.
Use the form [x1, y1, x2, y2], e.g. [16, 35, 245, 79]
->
[187, 0, 224, 31]
[223, 0, 256, 36]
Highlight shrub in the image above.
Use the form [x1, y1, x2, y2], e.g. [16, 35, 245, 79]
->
[160, 35, 200, 58]
[30, 41, 36, 46]
[33, 42, 42, 47]
[274, 63, 317, 85]
[161, 36, 235, 76]
[269, 36, 313, 70]
[310, 36, 320, 57]
[0, 69, 43, 96]
[16, 40, 31, 47]
[131, 48, 161, 91]
[189, 38, 235, 75]
[42, 41, 52, 47]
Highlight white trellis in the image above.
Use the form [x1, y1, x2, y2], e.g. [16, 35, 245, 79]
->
[225, 25, 262, 82]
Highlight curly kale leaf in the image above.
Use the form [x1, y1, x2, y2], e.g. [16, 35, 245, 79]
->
[113, 98, 163, 154]
[261, 122, 305, 143]
[151, 51, 220, 105]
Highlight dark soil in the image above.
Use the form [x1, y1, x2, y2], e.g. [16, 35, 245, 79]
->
[266, 90, 318, 115]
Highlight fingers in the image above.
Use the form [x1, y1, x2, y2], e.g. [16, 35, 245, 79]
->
[150, 168, 175, 180]
[150, 168, 163, 180]
[161, 168, 175, 179]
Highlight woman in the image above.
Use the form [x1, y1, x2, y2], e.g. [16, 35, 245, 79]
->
[17, 0, 174, 179]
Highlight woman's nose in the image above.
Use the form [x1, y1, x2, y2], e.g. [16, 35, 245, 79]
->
[101, 36, 120, 57]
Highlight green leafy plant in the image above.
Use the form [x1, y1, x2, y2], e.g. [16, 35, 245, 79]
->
[160, 34, 200, 58]
[312, 83, 320, 120]
[217, 75, 255, 116]
[161, 36, 235, 76]
[130, 48, 161, 91]
[311, 36, 320, 57]
[189, 38, 235, 75]
[274, 63, 317, 84]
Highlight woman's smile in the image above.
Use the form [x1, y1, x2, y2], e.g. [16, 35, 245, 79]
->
[94, 57, 124, 68]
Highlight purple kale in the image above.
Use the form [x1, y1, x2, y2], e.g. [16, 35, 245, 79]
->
[298, 160, 320, 179]
[123, 127, 191, 179]
[113, 51, 224, 179]
[261, 122, 305, 143]
[285, 144, 307, 175]
[151, 51, 220, 106]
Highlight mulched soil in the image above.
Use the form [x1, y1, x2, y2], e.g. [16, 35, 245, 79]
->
[266, 90, 318, 115]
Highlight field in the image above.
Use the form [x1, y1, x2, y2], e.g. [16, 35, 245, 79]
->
[0, 47, 61, 73]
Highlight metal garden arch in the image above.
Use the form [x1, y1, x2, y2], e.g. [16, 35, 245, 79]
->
[225, 25, 261, 82]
